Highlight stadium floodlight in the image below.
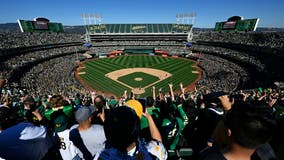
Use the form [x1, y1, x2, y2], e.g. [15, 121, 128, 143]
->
[176, 12, 196, 42]
[176, 12, 196, 24]
[81, 13, 103, 42]
[81, 14, 91, 42]
[94, 14, 102, 25]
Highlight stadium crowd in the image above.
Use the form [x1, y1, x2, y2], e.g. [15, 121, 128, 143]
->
[3, 46, 83, 68]
[197, 53, 244, 92]
[20, 54, 82, 96]
[91, 41, 184, 47]
[0, 31, 283, 160]
[0, 32, 84, 82]
[0, 81, 283, 160]
[0, 32, 81, 49]
[192, 44, 265, 72]
[0, 45, 85, 82]
[194, 32, 284, 48]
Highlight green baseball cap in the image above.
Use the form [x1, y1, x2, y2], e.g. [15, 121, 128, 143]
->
[53, 114, 69, 132]
[108, 99, 118, 107]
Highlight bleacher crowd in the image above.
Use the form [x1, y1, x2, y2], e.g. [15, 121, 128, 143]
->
[0, 32, 81, 49]
[194, 32, 284, 48]
[0, 31, 283, 160]
[20, 54, 82, 96]
[0, 33, 84, 81]
[196, 53, 243, 92]
[0, 81, 283, 160]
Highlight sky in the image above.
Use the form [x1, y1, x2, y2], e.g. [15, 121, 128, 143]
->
[0, 0, 283, 28]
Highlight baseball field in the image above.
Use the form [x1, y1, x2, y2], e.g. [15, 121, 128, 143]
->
[77, 55, 199, 97]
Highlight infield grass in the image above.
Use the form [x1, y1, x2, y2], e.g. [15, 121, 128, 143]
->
[118, 72, 160, 88]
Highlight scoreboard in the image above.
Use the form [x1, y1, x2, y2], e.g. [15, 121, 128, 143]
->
[214, 18, 259, 32]
[18, 19, 64, 33]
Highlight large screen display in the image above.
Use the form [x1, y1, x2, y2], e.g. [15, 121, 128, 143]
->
[18, 20, 64, 33]
[33, 21, 49, 30]
[222, 21, 237, 30]
[214, 18, 259, 32]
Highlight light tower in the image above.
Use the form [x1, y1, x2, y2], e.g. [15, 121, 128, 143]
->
[81, 13, 102, 42]
[176, 12, 196, 42]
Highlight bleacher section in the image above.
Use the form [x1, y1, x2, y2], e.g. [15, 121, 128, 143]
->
[89, 24, 192, 34]
[88, 24, 192, 42]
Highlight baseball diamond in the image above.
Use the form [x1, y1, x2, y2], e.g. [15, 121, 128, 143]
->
[77, 55, 200, 97]
[108, 69, 171, 94]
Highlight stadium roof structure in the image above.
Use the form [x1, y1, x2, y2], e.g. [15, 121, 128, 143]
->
[87, 23, 192, 35]
[82, 13, 195, 42]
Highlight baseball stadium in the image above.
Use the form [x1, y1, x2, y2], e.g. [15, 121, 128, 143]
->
[74, 23, 201, 97]
[0, 1, 284, 160]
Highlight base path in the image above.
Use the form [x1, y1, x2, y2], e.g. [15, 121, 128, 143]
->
[105, 68, 172, 94]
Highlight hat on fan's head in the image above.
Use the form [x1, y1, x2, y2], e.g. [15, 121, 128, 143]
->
[75, 106, 95, 123]
[108, 99, 118, 108]
[125, 100, 143, 119]
[53, 114, 68, 132]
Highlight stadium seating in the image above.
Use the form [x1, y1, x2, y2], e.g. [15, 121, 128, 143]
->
[0, 28, 284, 160]
[89, 24, 192, 34]
[1, 30, 283, 99]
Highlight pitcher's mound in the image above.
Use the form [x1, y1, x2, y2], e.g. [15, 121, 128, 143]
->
[134, 77, 143, 81]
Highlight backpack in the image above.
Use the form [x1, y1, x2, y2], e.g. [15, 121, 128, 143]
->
[99, 140, 153, 160]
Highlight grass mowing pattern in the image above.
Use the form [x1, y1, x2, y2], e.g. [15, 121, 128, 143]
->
[118, 72, 160, 88]
[79, 55, 198, 97]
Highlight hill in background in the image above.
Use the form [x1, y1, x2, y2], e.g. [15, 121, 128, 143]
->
[0, 23, 283, 34]
[0, 23, 21, 33]
[0, 23, 85, 34]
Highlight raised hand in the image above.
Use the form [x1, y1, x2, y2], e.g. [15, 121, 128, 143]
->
[218, 95, 233, 111]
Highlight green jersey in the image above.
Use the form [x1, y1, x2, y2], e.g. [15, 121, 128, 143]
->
[140, 107, 160, 130]
[45, 105, 74, 120]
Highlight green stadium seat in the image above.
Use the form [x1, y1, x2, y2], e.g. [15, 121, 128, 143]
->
[153, 24, 158, 33]
[126, 24, 130, 33]
[168, 148, 193, 158]
[179, 148, 193, 157]
[88, 24, 191, 34]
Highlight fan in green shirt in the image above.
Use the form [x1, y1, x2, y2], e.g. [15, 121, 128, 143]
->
[44, 95, 75, 132]
[140, 96, 161, 128]
[161, 103, 188, 150]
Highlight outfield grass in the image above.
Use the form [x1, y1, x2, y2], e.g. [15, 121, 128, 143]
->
[79, 55, 198, 97]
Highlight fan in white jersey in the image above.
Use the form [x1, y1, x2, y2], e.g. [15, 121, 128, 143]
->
[54, 114, 79, 160]
[70, 106, 106, 159]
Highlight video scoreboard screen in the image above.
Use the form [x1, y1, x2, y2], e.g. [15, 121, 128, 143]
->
[32, 21, 49, 30]
[214, 18, 259, 32]
[18, 19, 64, 33]
[222, 21, 237, 30]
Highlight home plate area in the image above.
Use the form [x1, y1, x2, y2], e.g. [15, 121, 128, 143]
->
[105, 68, 172, 94]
